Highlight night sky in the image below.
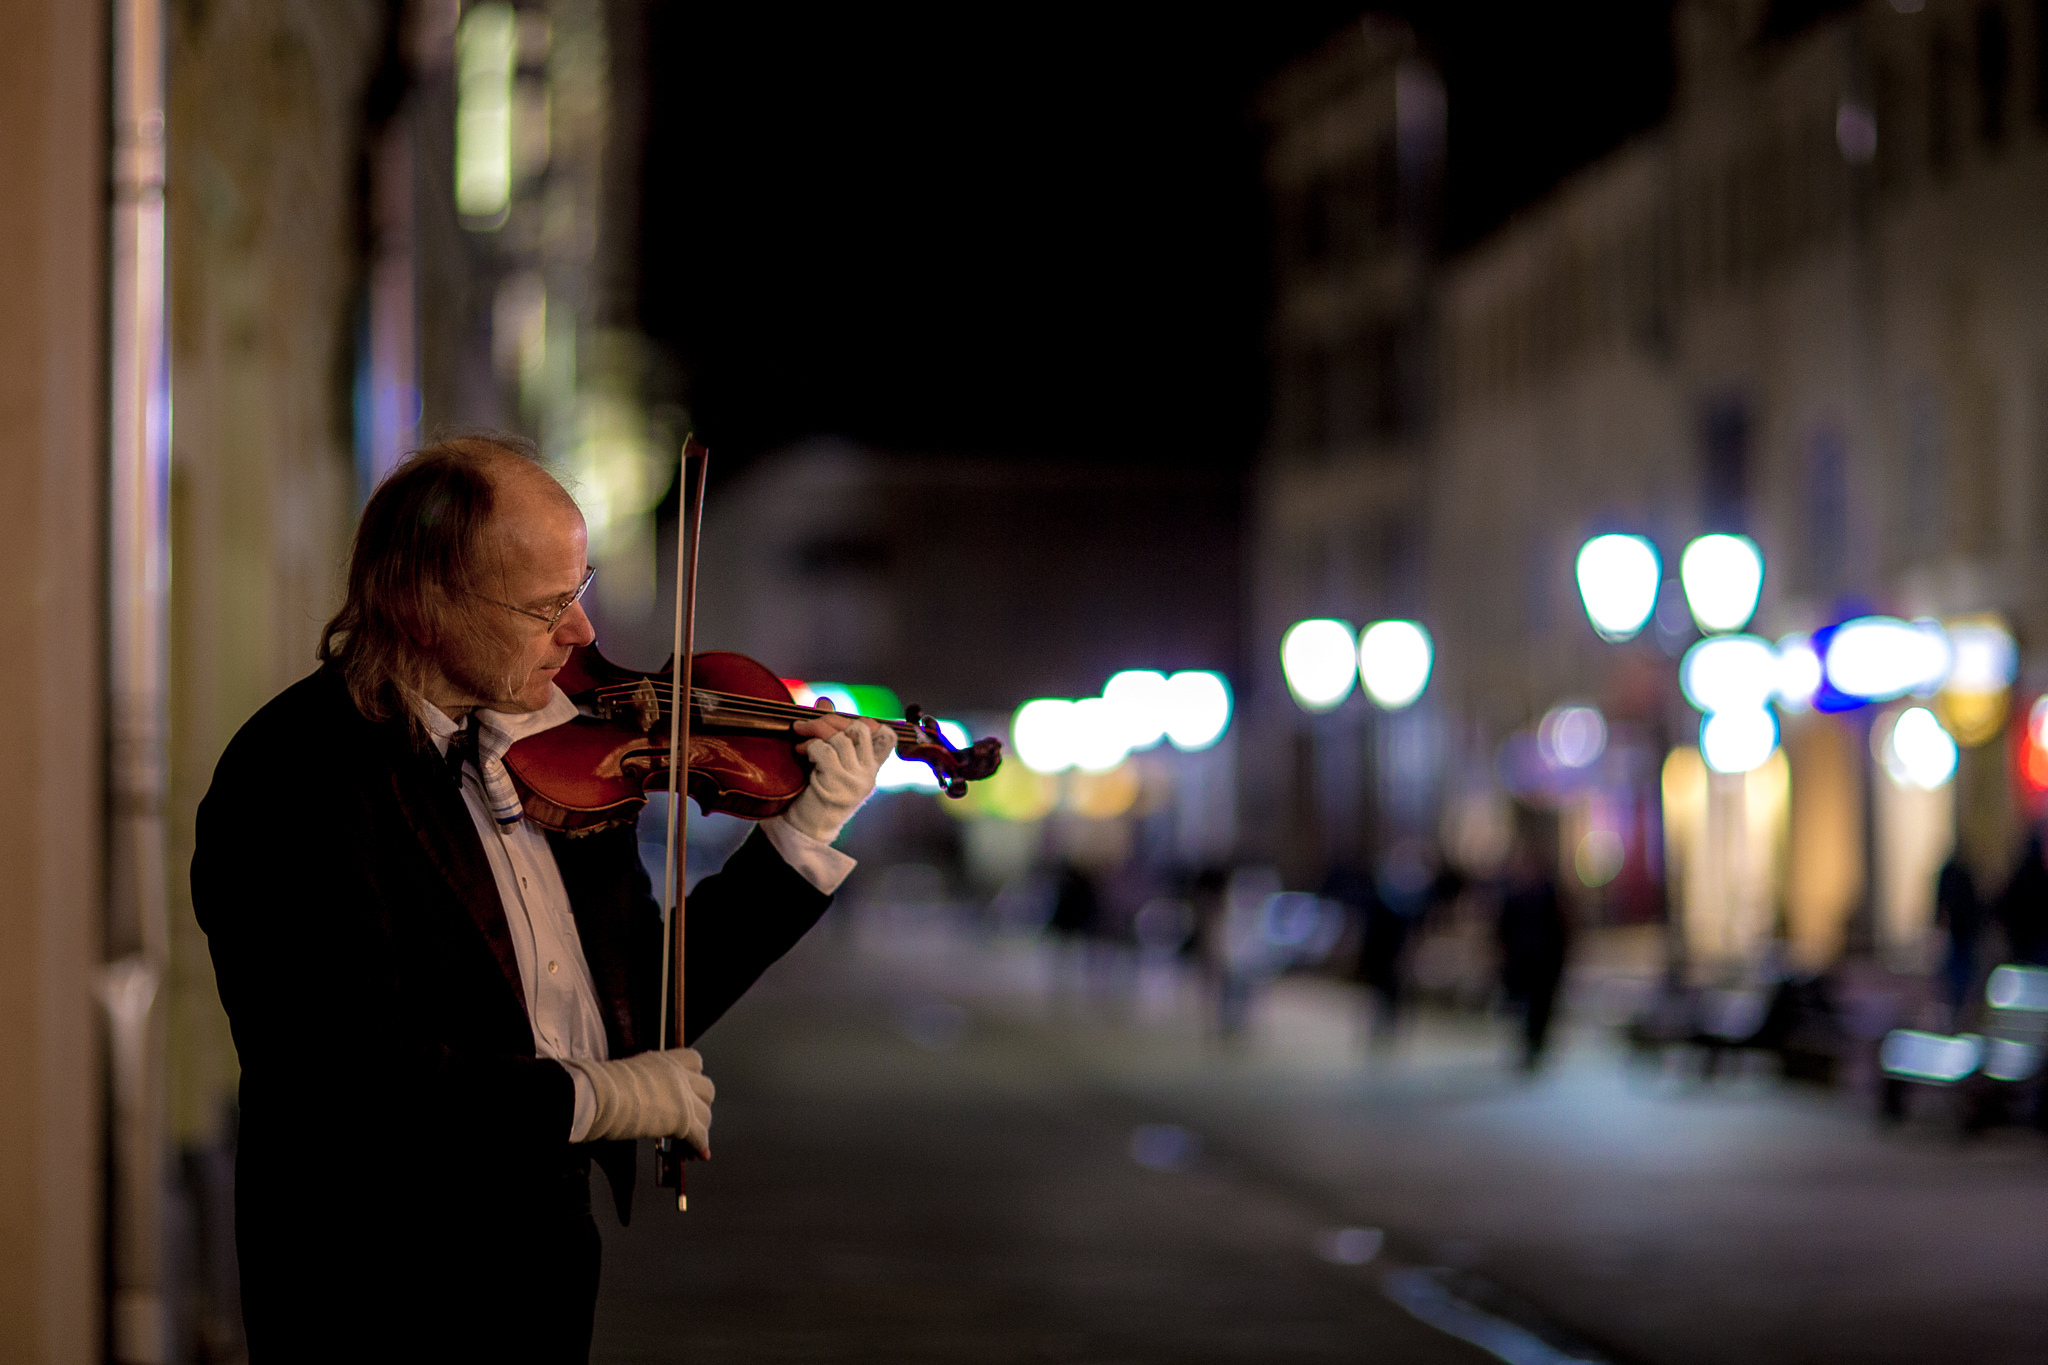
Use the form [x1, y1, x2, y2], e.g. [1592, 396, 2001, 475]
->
[637, 4, 1678, 480]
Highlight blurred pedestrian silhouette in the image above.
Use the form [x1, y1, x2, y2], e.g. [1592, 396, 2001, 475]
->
[1194, 866, 1281, 1040]
[1050, 860, 1102, 939]
[1996, 831, 2048, 966]
[1187, 866, 1237, 1033]
[1935, 852, 1983, 1024]
[1498, 835, 1569, 1071]
[1336, 839, 1440, 1046]
[1048, 859, 1105, 997]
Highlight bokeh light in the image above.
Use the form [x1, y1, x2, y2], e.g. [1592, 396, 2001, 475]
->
[1939, 617, 2017, 747]
[1575, 534, 1661, 641]
[1068, 697, 1133, 772]
[455, 4, 517, 222]
[1679, 533, 1764, 634]
[1103, 670, 1170, 751]
[2024, 696, 2048, 793]
[1680, 634, 1778, 714]
[1774, 633, 1822, 711]
[1824, 616, 1952, 702]
[1538, 705, 1607, 769]
[1012, 698, 1077, 773]
[1281, 619, 1358, 712]
[1882, 706, 1958, 789]
[1358, 620, 1433, 710]
[1163, 671, 1232, 751]
[1988, 964, 2048, 1012]
[1700, 706, 1778, 773]
[1065, 764, 1142, 819]
[1574, 829, 1624, 887]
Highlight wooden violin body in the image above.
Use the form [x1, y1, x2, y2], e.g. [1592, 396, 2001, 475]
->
[503, 642, 1002, 834]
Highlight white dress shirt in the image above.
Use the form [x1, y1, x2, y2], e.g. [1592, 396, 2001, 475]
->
[417, 687, 856, 1140]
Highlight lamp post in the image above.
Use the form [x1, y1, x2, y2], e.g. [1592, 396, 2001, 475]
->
[1280, 616, 1436, 885]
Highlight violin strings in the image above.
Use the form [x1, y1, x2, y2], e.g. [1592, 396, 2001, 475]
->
[583, 683, 940, 742]
[588, 682, 931, 731]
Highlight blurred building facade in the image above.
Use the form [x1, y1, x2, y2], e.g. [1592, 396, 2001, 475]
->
[1247, 18, 1444, 889]
[5, 0, 668, 1358]
[690, 439, 1245, 892]
[1257, 0, 2048, 978]
[692, 438, 1243, 713]
[2, 3, 107, 1358]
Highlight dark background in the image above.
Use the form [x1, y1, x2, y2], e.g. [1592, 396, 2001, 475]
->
[637, 4, 1680, 481]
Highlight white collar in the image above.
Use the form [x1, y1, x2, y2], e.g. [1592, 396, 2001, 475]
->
[414, 685, 578, 754]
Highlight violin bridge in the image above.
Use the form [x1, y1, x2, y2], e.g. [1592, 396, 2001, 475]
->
[629, 678, 662, 733]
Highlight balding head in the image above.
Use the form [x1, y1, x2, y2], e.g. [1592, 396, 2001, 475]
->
[319, 435, 593, 724]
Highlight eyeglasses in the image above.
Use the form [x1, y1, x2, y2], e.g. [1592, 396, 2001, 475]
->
[474, 566, 595, 633]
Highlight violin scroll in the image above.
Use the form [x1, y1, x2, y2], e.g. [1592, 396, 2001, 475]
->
[899, 704, 1004, 798]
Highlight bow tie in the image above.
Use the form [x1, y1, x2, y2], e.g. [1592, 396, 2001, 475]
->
[445, 718, 525, 832]
[445, 718, 482, 782]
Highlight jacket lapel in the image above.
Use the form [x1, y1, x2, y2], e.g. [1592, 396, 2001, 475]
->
[386, 740, 528, 1016]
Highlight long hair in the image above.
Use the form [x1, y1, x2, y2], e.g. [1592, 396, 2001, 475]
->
[319, 435, 542, 723]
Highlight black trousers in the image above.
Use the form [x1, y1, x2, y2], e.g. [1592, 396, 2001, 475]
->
[242, 1150, 603, 1364]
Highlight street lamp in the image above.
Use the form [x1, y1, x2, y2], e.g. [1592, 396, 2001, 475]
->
[1358, 620, 1433, 709]
[1823, 616, 1952, 704]
[1679, 534, 1763, 634]
[1575, 534, 1661, 641]
[1281, 618, 1358, 712]
[1883, 706, 1959, 789]
[1162, 671, 1232, 751]
[1700, 706, 1779, 774]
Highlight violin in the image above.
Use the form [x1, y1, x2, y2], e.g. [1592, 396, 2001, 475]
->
[581, 435, 997, 1211]
[503, 644, 1004, 834]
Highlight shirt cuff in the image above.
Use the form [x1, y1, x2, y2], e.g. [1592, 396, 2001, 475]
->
[761, 814, 858, 895]
[566, 1064, 597, 1143]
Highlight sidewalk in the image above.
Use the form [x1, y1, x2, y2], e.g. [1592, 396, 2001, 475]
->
[821, 902, 2048, 1365]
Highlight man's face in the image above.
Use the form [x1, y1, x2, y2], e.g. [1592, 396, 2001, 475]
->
[435, 475, 597, 714]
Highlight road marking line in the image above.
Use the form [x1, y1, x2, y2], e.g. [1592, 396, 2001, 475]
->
[1381, 1268, 1604, 1365]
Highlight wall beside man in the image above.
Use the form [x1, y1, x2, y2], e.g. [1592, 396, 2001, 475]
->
[0, 0, 107, 1359]
[163, 3, 395, 1354]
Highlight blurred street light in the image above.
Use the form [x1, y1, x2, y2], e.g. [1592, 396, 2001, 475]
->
[1013, 698, 1078, 773]
[1103, 669, 1170, 751]
[1774, 633, 1822, 711]
[1679, 534, 1764, 634]
[1938, 617, 2018, 746]
[1011, 669, 1232, 776]
[455, 3, 516, 224]
[1538, 704, 1606, 769]
[1700, 706, 1779, 774]
[1824, 616, 1952, 703]
[1358, 620, 1433, 710]
[1882, 706, 1959, 789]
[1575, 534, 1660, 641]
[1281, 618, 1358, 712]
[1069, 697, 1132, 772]
[1681, 634, 1778, 714]
[1162, 671, 1232, 751]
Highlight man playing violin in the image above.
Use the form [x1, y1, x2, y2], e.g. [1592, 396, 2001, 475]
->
[193, 437, 896, 1362]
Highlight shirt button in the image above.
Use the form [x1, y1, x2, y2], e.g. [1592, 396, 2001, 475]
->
[548, 960, 559, 974]
[521, 876, 529, 889]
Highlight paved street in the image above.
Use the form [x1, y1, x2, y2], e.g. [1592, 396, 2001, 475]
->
[591, 906, 2048, 1364]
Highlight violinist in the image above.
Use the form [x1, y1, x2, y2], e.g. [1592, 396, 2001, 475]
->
[192, 436, 896, 1362]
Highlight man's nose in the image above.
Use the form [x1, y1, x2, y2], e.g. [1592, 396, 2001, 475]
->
[556, 601, 597, 646]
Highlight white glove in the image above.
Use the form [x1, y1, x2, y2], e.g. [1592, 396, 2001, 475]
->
[562, 1048, 715, 1157]
[782, 717, 895, 844]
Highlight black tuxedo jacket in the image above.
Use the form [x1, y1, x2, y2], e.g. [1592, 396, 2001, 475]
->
[193, 668, 834, 1359]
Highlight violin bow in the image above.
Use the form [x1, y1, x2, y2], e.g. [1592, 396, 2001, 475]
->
[656, 435, 709, 1210]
